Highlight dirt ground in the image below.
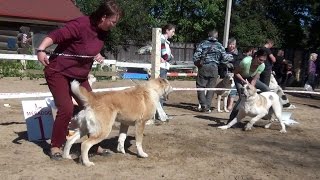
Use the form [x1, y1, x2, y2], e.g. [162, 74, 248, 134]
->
[0, 77, 319, 180]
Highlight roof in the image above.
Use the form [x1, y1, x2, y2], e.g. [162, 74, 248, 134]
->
[0, 0, 83, 23]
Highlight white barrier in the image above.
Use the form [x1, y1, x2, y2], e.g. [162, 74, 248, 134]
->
[1, 87, 319, 100]
[0, 53, 195, 70]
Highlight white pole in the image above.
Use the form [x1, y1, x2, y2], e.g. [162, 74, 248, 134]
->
[151, 28, 161, 79]
[223, 0, 232, 48]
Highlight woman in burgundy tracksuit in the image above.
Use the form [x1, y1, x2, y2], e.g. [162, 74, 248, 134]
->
[37, 0, 122, 160]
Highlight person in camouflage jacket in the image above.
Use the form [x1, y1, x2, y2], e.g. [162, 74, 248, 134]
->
[193, 29, 233, 113]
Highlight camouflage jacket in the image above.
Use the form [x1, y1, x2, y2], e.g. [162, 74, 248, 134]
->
[193, 37, 233, 66]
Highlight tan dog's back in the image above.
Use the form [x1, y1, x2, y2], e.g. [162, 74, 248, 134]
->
[79, 85, 156, 124]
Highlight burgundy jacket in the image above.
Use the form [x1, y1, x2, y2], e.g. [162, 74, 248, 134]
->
[46, 16, 107, 79]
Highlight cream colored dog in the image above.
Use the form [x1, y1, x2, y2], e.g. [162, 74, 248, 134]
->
[218, 82, 286, 133]
[63, 78, 173, 167]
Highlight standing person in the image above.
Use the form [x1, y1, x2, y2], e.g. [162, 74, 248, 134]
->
[260, 39, 276, 86]
[304, 53, 318, 91]
[160, 24, 176, 78]
[227, 48, 270, 123]
[155, 24, 176, 122]
[280, 60, 295, 89]
[193, 29, 233, 113]
[273, 49, 286, 84]
[37, 0, 123, 160]
[225, 38, 243, 111]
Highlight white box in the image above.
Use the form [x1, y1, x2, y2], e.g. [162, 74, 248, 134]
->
[22, 100, 54, 141]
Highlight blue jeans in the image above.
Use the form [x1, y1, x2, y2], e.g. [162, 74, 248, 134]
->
[228, 85, 237, 97]
[160, 68, 168, 79]
[159, 68, 168, 107]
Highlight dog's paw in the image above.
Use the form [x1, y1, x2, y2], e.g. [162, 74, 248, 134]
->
[62, 154, 72, 159]
[138, 151, 148, 158]
[217, 125, 229, 130]
[264, 123, 271, 129]
[83, 161, 95, 167]
[244, 124, 253, 131]
[224, 109, 230, 113]
[280, 129, 287, 133]
[117, 144, 126, 154]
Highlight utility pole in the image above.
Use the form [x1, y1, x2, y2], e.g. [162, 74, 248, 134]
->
[223, 0, 232, 48]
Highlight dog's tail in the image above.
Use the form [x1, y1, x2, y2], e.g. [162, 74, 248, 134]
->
[71, 80, 92, 106]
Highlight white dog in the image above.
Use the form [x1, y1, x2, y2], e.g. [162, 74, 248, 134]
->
[215, 73, 234, 112]
[88, 74, 97, 87]
[63, 78, 173, 167]
[218, 82, 287, 133]
[269, 73, 295, 109]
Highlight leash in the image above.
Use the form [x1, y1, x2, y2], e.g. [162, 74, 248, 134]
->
[51, 52, 95, 59]
[37, 49, 95, 59]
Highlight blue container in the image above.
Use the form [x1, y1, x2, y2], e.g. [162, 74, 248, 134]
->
[122, 73, 149, 80]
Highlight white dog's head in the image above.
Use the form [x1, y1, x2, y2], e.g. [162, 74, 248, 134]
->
[241, 82, 257, 98]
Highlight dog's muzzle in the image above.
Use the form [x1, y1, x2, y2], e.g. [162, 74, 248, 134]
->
[163, 86, 173, 101]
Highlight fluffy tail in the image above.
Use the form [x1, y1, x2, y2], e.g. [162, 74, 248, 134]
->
[70, 80, 92, 106]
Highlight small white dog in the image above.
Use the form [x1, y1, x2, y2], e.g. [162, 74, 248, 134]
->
[215, 73, 234, 112]
[218, 82, 287, 133]
[63, 78, 173, 167]
[197, 74, 234, 112]
[269, 73, 295, 109]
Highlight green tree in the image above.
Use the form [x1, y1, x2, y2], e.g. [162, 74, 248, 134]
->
[75, 0, 319, 53]
[231, 0, 282, 48]
[308, 1, 320, 50]
[148, 0, 225, 42]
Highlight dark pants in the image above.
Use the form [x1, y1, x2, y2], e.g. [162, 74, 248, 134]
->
[45, 67, 91, 148]
[196, 64, 219, 110]
[306, 73, 316, 90]
[228, 77, 270, 123]
[260, 69, 272, 86]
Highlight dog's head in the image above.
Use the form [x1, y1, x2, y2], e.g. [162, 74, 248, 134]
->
[241, 82, 257, 98]
[147, 78, 173, 100]
[222, 73, 234, 87]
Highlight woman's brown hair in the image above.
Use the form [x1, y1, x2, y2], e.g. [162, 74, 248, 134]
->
[90, 0, 123, 25]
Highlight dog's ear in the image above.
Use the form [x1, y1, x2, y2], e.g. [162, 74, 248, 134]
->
[158, 78, 169, 85]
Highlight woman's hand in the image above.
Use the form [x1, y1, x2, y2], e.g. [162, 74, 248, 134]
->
[37, 37, 54, 66]
[37, 51, 49, 66]
[94, 53, 104, 63]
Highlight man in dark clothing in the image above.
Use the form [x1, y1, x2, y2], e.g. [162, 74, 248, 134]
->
[193, 29, 233, 113]
[260, 39, 276, 86]
[273, 49, 286, 84]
